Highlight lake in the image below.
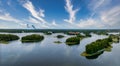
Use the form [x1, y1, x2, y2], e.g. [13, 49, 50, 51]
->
[0, 33, 120, 66]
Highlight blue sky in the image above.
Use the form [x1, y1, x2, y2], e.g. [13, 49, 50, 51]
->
[0, 0, 120, 29]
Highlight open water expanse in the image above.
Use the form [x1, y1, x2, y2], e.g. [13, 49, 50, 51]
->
[0, 33, 120, 66]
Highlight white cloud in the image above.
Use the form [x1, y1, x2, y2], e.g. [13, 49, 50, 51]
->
[64, 0, 79, 23]
[20, 0, 60, 29]
[38, 9, 45, 17]
[0, 0, 119, 29]
[84, 0, 120, 28]
[22, 0, 46, 23]
[63, 0, 106, 29]
[51, 20, 57, 26]
[77, 18, 103, 28]
[100, 6, 120, 27]
[0, 13, 19, 22]
[88, 0, 111, 17]
[89, 0, 105, 11]
[0, 13, 26, 26]
[0, 25, 9, 29]
[28, 17, 40, 24]
[25, 17, 50, 28]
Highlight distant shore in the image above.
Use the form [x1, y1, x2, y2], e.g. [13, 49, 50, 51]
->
[0, 29, 119, 33]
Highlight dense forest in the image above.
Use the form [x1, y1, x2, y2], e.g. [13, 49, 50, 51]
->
[21, 34, 44, 43]
[85, 35, 119, 54]
[66, 37, 80, 45]
[0, 34, 19, 42]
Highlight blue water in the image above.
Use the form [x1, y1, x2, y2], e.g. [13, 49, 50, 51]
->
[0, 33, 120, 66]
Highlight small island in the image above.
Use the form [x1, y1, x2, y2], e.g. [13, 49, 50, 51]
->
[85, 33, 92, 37]
[76, 33, 91, 38]
[44, 31, 52, 35]
[94, 31, 109, 35]
[54, 41, 62, 44]
[76, 34, 85, 38]
[0, 34, 19, 43]
[66, 37, 80, 45]
[65, 33, 90, 45]
[21, 34, 44, 43]
[56, 35, 64, 38]
[81, 34, 119, 57]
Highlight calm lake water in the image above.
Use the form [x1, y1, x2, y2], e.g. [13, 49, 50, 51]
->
[0, 33, 120, 66]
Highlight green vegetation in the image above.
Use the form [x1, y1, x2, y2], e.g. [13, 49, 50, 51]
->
[65, 33, 91, 45]
[0, 29, 119, 33]
[85, 38, 112, 54]
[54, 41, 62, 44]
[76, 34, 85, 41]
[85, 33, 92, 37]
[85, 51, 104, 59]
[82, 34, 119, 57]
[21, 34, 44, 43]
[76, 34, 85, 38]
[0, 34, 19, 42]
[76, 33, 91, 40]
[66, 37, 80, 45]
[76, 33, 91, 38]
[56, 35, 64, 38]
[44, 31, 52, 35]
[94, 31, 108, 35]
[109, 34, 120, 42]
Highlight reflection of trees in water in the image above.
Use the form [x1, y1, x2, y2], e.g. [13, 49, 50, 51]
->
[85, 51, 104, 59]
